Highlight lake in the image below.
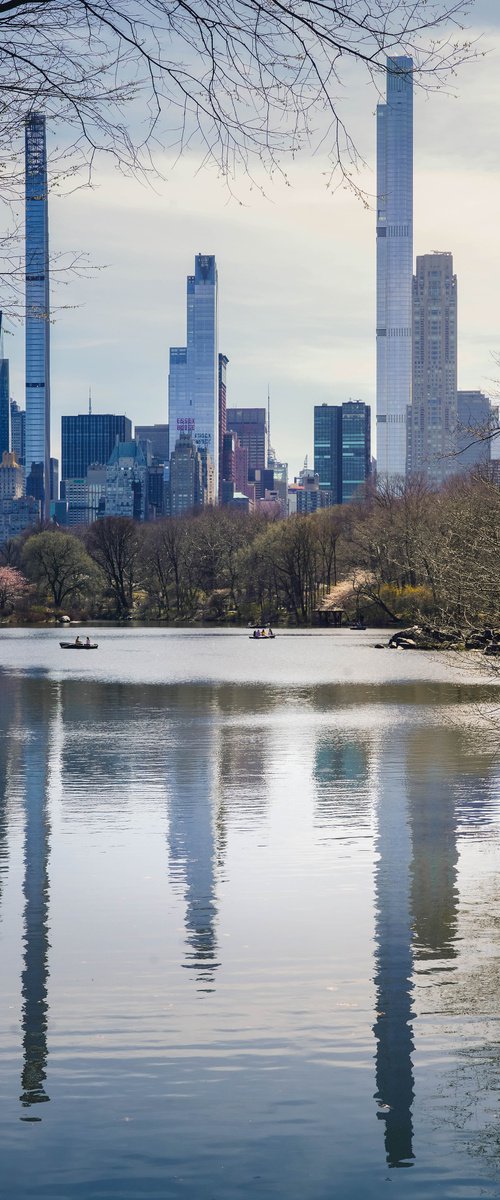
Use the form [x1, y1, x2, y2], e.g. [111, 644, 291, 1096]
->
[0, 627, 499, 1198]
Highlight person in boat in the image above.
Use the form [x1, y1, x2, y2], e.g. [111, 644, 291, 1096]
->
[268, 627, 273, 637]
[85, 636, 91, 647]
[74, 635, 82, 646]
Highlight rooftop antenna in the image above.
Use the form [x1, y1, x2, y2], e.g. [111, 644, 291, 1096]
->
[88, 386, 92, 416]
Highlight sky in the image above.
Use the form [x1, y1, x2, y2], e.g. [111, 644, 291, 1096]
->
[4, 0, 500, 479]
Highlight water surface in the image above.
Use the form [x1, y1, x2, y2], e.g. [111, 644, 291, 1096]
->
[0, 628, 499, 1198]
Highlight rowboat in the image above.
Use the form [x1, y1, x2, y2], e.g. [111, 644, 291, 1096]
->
[249, 630, 276, 639]
[60, 642, 98, 649]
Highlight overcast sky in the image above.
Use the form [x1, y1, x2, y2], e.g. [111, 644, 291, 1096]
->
[5, 0, 500, 478]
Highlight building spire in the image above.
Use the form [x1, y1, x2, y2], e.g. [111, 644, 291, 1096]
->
[88, 386, 92, 416]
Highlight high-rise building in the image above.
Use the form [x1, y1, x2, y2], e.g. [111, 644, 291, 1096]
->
[455, 391, 493, 474]
[61, 413, 132, 480]
[226, 408, 267, 472]
[341, 402, 372, 501]
[134, 424, 169, 464]
[314, 402, 371, 504]
[218, 354, 228, 501]
[168, 255, 219, 494]
[105, 440, 148, 521]
[169, 433, 204, 517]
[376, 57, 413, 480]
[10, 401, 26, 466]
[408, 253, 457, 487]
[25, 113, 51, 520]
[0, 314, 10, 458]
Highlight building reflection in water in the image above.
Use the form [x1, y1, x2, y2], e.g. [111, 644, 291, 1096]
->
[19, 679, 54, 1111]
[166, 686, 276, 993]
[313, 735, 371, 834]
[373, 724, 467, 1168]
[408, 729, 459, 965]
[373, 729, 416, 1169]
[167, 708, 221, 994]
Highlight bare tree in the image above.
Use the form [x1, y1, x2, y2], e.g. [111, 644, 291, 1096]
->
[0, 0, 478, 193]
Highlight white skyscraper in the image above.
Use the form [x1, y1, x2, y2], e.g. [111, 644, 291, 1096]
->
[168, 254, 219, 495]
[376, 57, 413, 480]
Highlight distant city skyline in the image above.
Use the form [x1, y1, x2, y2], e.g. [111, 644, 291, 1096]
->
[2, 2, 500, 481]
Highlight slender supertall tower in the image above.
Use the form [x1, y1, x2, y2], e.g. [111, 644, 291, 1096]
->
[168, 254, 219, 496]
[25, 113, 51, 519]
[376, 57, 413, 480]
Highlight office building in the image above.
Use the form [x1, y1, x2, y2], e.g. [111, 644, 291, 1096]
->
[0, 314, 10, 458]
[226, 408, 267, 472]
[61, 412, 132, 481]
[455, 391, 494, 474]
[11, 401, 26, 466]
[105, 440, 148, 521]
[314, 402, 371, 504]
[135, 424, 169, 465]
[25, 113, 51, 520]
[169, 434, 204, 517]
[376, 57, 413, 479]
[342, 402, 372, 501]
[168, 255, 219, 494]
[408, 253, 457, 487]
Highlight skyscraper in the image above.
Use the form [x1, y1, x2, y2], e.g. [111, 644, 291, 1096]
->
[314, 401, 371, 503]
[0, 313, 10, 458]
[25, 113, 51, 520]
[218, 353, 228, 501]
[408, 252, 457, 487]
[376, 57, 413, 480]
[226, 408, 268, 472]
[10, 400, 26, 466]
[168, 255, 219, 494]
[61, 412, 132, 480]
[455, 390, 492, 474]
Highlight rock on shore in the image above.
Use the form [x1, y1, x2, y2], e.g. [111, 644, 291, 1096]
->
[385, 624, 500, 653]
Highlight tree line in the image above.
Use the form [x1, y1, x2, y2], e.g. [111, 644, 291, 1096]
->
[1, 472, 499, 632]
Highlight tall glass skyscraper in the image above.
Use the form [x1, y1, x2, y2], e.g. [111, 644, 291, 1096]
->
[0, 313, 10, 458]
[168, 255, 219, 494]
[376, 57, 413, 480]
[61, 412, 132, 480]
[25, 113, 51, 518]
[314, 401, 371, 503]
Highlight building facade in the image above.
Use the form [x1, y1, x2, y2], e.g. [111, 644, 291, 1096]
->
[376, 56, 413, 480]
[0, 314, 10, 458]
[314, 402, 371, 504]
[226, 408, 267, 472]
[169, 434, 204, 517]
[218, 353, 228, 501]
[408, 252, 457, 487]
[168, 255, 219, 494]
[135, 424, 169, 465]
[61, 413, 132, 481]
[10, 401, 26, 466]
[455, 390, 494, 474]
[105, 440, 148, 521]
[25, 113, 51, 520]
[0, 451, 24, 500]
